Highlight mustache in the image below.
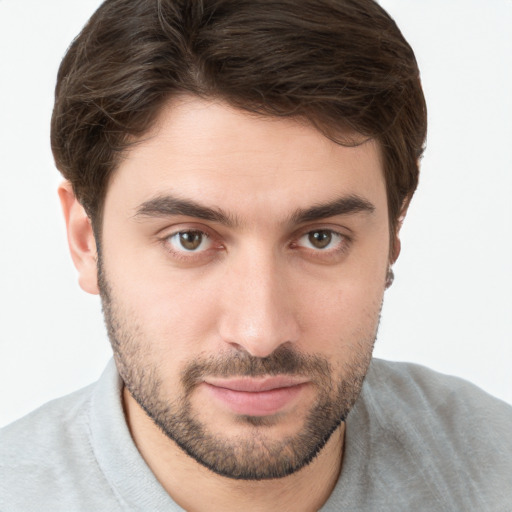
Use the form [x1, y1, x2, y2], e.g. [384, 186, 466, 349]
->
[181, 345, 332, 395]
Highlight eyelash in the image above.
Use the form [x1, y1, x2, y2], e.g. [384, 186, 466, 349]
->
[161, 227, 351, 263]
[162, 230, 217, 262]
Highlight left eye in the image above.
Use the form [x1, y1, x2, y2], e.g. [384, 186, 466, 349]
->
[297, 230, 344, 250]
[168, 231, 212, 252]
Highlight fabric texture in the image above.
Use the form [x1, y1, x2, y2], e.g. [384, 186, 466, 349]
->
[1, 358, 511, 511]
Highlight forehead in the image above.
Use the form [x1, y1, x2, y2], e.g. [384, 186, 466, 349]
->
[105, 96, 387, 223]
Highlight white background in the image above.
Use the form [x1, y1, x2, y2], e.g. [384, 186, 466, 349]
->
[0, 0, 510, 427]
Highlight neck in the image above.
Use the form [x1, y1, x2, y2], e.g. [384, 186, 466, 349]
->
[123, 387, 344, 512]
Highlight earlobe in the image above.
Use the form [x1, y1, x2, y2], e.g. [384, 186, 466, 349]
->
[58, 181, 99, 295]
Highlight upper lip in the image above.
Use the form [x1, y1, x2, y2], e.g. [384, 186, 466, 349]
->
[203, 376, 309, 392]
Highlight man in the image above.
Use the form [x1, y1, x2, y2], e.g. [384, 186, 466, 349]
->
[1, 0, 511, 510]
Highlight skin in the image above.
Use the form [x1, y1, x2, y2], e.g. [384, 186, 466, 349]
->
[60, 95, 395, 511]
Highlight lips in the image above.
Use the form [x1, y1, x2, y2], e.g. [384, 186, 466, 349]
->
[202, 376, 309, 416]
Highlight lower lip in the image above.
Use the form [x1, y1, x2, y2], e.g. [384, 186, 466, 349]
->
[204, 383, 307, 416]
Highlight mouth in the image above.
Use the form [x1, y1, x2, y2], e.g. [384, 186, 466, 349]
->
[202, 376, 310, 417]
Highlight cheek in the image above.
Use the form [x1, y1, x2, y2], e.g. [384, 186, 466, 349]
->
[105, 256, 222, 357]
[291, 266, 385, 357]
[300, 286, 382, 336]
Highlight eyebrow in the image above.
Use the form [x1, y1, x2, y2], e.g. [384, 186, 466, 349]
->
[290, 194, 375, 224]
[134, 195, 238, 227]
[134, 193, 375, 226]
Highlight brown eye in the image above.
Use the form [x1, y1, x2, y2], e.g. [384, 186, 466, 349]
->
[168, 231, 211, 252]
[179, 231, 204, 250]
[307, 230, 333, 249]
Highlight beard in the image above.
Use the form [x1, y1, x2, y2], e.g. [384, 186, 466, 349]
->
[98, 260, 376, 481]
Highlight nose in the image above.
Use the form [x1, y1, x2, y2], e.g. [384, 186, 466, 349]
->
[217, 247, 300, 358]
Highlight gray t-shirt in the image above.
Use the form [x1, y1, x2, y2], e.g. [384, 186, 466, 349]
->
[1, 358, 511, 511]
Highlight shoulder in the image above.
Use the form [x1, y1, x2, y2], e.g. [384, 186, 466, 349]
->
[348, 359, 512, 510]
[366, 358, 512, 428]
[0, 383, 95, 463]
[0, 382, 121, 511]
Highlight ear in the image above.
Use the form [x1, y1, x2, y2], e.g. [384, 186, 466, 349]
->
[390, 205, 408, 264]
[58, 181, 99, 295]
[391, 234, 402, 264]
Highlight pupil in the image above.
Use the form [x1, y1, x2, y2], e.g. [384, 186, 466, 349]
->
[309, 231, 332, 249]
[179, 231, 202, 250]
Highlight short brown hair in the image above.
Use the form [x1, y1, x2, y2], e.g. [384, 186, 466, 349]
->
[51, 0, 427, 240]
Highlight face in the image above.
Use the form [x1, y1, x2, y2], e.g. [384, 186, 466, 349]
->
[97, 96, 390, 480]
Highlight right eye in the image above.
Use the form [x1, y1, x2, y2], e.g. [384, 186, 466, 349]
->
[167, 230, 212, 253]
